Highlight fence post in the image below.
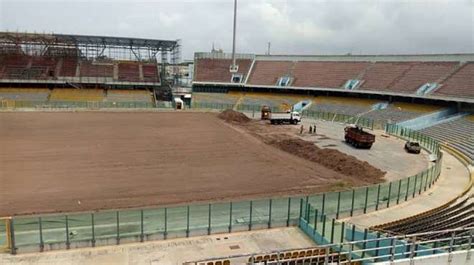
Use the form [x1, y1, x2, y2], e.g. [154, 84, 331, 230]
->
[229, 202, 233, 233]
[116, 212, 120, 245]
[362, 229, 368, 258]
[419, 173, 424, 195]
[330, 219, 335, 243]
[375, 184, 381, 211]
[321, 194, 326, 220]
[140, 210, 144, 242]
[363, 187, 369, 214]
[286, 197, 291, 227]
[405, 178, 411, 201]
[374, 232, 381, 261]
[91, 213, 95, 247]
[424, 170, 429, 192]
[249, 201, 253, 231]
[340, 222, 345, 243]
[322, 215, 326, 238]
[412, 175, 418, 198]
[350, 189, 355, 217]
[299, 198, 303, 221]
[9, 218, 16, 255]
[336, 192, 341, 219]
[65, 215, 70, 249]
[186, 205, 190, 237]
[39, 217, 44, 252]
[387, 182, 392, 208]
[305, 196, 309, 220]
[164, 208, 168, 239]
[268, 199, 272, 228]
[314, 209, 318, 232]
[208, 204, 212, 235]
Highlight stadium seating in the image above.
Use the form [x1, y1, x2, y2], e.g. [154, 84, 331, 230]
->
[79, 61, 114, 78]
[49, 88, 104, 102]
[59, 57, 78, 77]
[1, 55, 31, 79]
[360, 103, 438, 125]
[142, 64, 160, 83]
[247, 60, 293, 86]
[118, 62, 140, 82]
[192, 92, 242, 105]
[0, 88, 50, 102]
[106, 89, 154, 103]
[292, 61, 369, 88]
[434, 62, 474, 98]
[388, 62, 457, 93]
[377, 195, 473, 238]
[310, 96, 377, 115]
[194, 58, 252, 83]
[359, 62, 414, 91]
[419, 116, 474, 161]
[238, 92, 310, 110]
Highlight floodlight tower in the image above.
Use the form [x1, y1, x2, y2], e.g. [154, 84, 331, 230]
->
[230, 0, 238, 73]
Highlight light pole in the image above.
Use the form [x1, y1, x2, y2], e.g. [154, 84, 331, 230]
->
[230, 0, 238, 72]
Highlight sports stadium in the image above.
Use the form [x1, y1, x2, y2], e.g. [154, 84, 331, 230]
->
[0, 15, 473, 265]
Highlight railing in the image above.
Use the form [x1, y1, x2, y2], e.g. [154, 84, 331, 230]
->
[0, 105, 444, 255]
[0, 100, 155, 109]
[187, 227, 473, 264]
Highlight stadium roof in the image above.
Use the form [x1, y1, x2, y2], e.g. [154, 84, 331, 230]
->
[0, 32, 178, 51]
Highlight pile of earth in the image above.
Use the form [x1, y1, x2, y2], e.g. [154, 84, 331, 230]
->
[218, 109, 251, 123]
[265, 137, 386, 184]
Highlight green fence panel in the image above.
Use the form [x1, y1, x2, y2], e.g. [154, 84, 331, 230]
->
[231, 200, 251, 232]
[166, 206, 187, 237]
[188, 204, 209, 236]
[41, 216, 67, 245]
[143, 208, 165, 236]
[118, 210, 141, 239]
[270, 198, 290, 227]
[93, 211, 118, 241]
[13, 217, 40, 247]
[67, 213, 93, 243]
[251, 199, 271, 229]
[210, 202, 231, 233]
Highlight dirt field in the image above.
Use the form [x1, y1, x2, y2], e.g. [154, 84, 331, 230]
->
[1, 111, 378, 216]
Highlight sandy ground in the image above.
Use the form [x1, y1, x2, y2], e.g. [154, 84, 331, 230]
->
[1, 112, 363, 216]
[0, 227, 315, 265]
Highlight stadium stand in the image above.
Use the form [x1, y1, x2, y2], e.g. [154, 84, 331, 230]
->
[361, 103, 438, 125]
[388, 62, 458, 93]
[59, 57, 78, 77]
[1, 54, 31, 79]
[79, 60, 114, 78]
[292, 61, 370, 88]
[376, 195, 473, 237]
[142, 63, 160, 83]
[118, 62, 140, 82]
[359, 62, 414, 91]
[49, 88, 104, 102]
[310, 96, 377, 115]
[0, 88, 50, 102]
[238, 92, 310, 110]
[194, 58, 252, 83]
[192, 92, 242, 105]
[30, 56, 57, 79]
[105, 89, 154, 103]
[419, 116, 474, 161]
[246, 60, 294, 86]
[434, 62, 474, 98]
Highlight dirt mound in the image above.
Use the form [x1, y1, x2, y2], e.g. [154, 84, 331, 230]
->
[218, 109, 251, 123]
[266, 137, 385, 185]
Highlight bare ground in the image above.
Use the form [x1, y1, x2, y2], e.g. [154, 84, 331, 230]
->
[0, 111, 382, 216]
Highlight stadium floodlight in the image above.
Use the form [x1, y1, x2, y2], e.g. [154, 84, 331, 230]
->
[230, 0, 239, 73]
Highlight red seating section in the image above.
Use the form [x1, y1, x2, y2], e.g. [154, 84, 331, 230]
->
[60, 57, 78, 77]
[194, 58, 252, 83]
[247, 60, 293, 85]
[359, 62, 414, 91]
[30, 56, 57, 79]
[292, 61, 369, 88]
[80, 61, 113, 78]
[433, 63, 474, 98]
[388, 62, 457, 93]
[142, 64, 160, 83]
[118, 62, 140, 82]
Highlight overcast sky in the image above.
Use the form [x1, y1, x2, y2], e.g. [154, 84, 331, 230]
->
[1, 0, 473, 60]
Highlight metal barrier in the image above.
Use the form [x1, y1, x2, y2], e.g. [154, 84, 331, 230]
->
[0, 100, 156, 109]
[0, 218, 12, 253]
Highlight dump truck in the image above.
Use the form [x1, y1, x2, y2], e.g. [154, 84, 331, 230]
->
[405, 141, 421, 154]
[270, 111, 301, 125]
[344, 125, 375, 149]
[261, 106, 271, 120]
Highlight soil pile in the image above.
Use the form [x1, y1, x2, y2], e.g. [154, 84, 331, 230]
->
[218, 109, 251, 123]
[266, 137, 385, 184]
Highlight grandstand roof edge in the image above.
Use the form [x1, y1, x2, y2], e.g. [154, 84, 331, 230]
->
[0, 32, 178, 50]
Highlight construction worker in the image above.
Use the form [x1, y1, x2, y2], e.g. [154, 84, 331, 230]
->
[309, 125, 313, 134]
[313, 124, 317, 135]
[300, 124, 304, 134]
